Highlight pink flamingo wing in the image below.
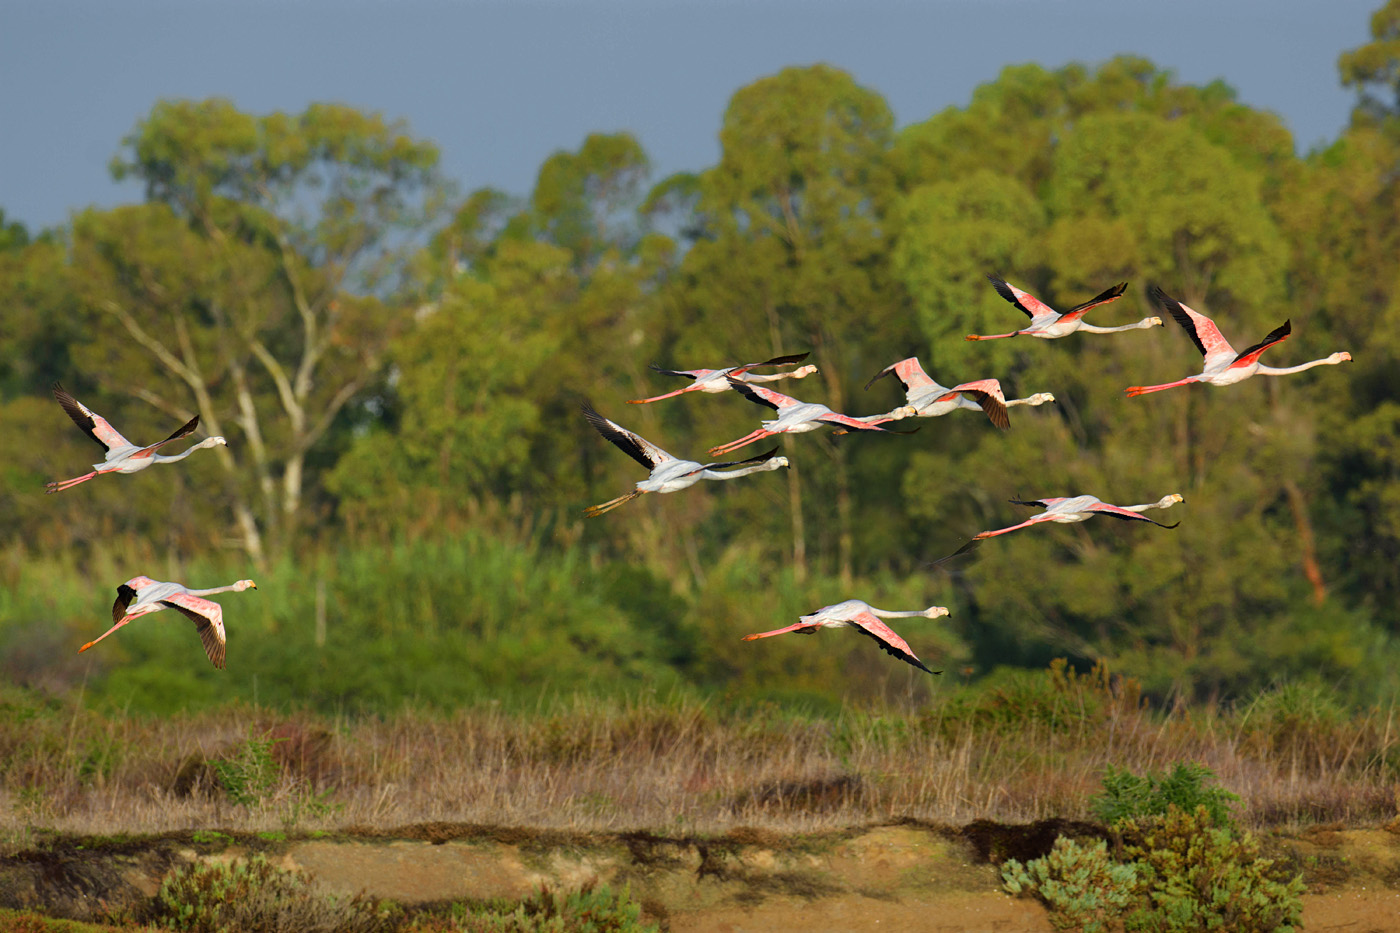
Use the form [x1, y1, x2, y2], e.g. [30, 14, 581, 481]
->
[53, 384, 134, 452]
[160, 592, 227, 669]
[730, 380, 801, 409]
[1084, 502, 1181, 529]
[891, 358, 937, 393]
[818, 411, 892, 431]
[1053, 282, 1128, 324]
[849, 611, 937, 674]
[1228, 321, 1291, 369]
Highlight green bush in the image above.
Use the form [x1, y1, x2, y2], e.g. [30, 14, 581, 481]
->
[212, 730, 281, 808]
[447, 884, 659, 933]
[149, 855, 396, 933]
[1119, 806, 1304, 933]
[1091, 761, 1239, 828]
[1002, 836, 1143, 933]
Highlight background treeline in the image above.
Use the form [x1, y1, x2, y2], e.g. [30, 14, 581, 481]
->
[4, 10, 1400, 716]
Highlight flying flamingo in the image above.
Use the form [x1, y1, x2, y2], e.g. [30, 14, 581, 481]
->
[708, 378, 914, 457]
[860, 357, 1057, 429]
[46, 383, 226, 493]
[966, 275, 1158, 341]
[583, 404, 789, 516]
[79, 576, 258, 669]
[627, 352, 818, 404]
[973, 494, 1185, 539]
[742, 599, 950, 674]
[1125, 286, 1353, 396]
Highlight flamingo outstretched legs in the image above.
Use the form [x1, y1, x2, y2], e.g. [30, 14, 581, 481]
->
[708, 429, 776, 458]
[972, 518, 1047, 539]
[46, 471, 100, 494]
[1125, 377, 1200, 397]
[627, 385, 695, 404]
[78, 611, 146, 654]
[964, 331, 1020, 341]
[584, 490, 644, 517]
[743, 622, 819, 641]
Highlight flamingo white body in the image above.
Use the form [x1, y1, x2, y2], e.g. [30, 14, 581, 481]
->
[583, 404, 788, 516]
[708, 377, 912, 457]
[1125, 286, 1353, 396]
[860, 357, 1056, 428]
[46, 383, 227, 493]
[967, 276, 1158, 341]
[79, 576, 258, 669]
[742, 599, 950, 674]
[628, 352, 818, 404]
[974, 494, 1185, 539]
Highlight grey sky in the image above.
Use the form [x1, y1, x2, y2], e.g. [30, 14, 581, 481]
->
[0, 0, 1379, 232]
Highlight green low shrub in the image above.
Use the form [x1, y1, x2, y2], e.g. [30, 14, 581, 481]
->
[1119, 806, 1304, 933]
[1091, 761, 1239, 828]
[149, 855, 396, 933]
[446, 884, 659, 933]
[1002, 836, 1143, 933]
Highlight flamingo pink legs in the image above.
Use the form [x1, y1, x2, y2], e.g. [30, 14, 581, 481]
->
[46, 471, 100, 494]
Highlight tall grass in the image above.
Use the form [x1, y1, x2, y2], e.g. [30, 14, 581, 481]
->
[1, 664, 1395, 846]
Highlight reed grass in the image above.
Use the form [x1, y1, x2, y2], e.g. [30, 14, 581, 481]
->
[2, 664, 1395, 848]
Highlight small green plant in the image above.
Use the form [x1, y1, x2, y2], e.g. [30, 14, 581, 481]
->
[149, 855, 396, 932]
[1118, 806, 1305, 933]
[1091, 761, 1239, 828]
[1002, 836, 1143, 933]
[212, 730, 282, 808]
[449, 884, 659, 933]
[190, 830, 231, 846]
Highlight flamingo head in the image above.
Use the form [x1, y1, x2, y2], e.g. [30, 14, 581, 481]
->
[922, 606, 951, 620]
[1148, 316, 1164, 327]
[1332, 352, 1353, 363]
[1028, 393, 1056, 406]
[793, 364, 819, 378]
[203, 436, 228, 448]
[234, 579, 258, 591]
[766, 456, 791, 471]
[1159, 493, 1185, 509]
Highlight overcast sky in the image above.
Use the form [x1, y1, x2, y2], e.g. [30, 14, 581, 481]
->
[0, 0, 1381, 232]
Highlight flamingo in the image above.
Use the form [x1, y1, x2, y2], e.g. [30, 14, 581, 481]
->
[973, 494, 1185, 539]
[860, 357, 1057, 429]
[708, 378, 914, 457]
[583, 404, 788, 516]
[1125, 286, 1353, 396]
[742, 599, 950, 674]
[627, 352, 818, 404]
[967, 275, 1158, 341]
[79, 576, 258, 669]
[46, 383, 226, 493]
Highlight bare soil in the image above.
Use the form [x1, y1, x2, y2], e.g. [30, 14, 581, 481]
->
[3, 820, 1399, 931]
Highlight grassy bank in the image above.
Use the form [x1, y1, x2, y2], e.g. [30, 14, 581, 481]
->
[2, 664, 1396, 847]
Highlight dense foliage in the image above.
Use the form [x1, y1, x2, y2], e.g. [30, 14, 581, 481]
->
[4, 5, 1400, 713]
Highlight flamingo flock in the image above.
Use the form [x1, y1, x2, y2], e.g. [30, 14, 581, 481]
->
[586, 277, 1351, 672]
[48, 272, 1352, 675]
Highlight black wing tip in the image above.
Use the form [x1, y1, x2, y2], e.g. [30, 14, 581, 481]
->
[1008, 497, 1047, 507]
[759, 351, 810, 366]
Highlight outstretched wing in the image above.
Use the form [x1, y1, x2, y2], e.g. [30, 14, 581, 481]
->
[52, 383, 134, 452]
[1056, 282, 1128, 324]
[864, 357, 937, 394]
[1230, 320, 1291, 368]
[725, 377, 799, 411]
[735, 352, 810, 373]
[1008, 497, 1050, 509]
[1148, 286, 1236, 368]
[849, 610, 938, 675]
[949, 379, 1009, 429]
[582, 403, 671, 470]
[1085, 502, 1181, 529]
[647, 363, 706, 381]
[987, 274, 1054, 321]
[111, 584, 140, 623]
[159, 593, 227, 669]
[705, 447, 782, 471]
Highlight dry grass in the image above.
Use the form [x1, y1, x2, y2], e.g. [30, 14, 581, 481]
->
[2, 666, 1397, 847]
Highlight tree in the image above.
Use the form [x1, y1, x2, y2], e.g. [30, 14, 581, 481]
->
[1339, 0, 1400, 129]
[67, 99, 444, 563]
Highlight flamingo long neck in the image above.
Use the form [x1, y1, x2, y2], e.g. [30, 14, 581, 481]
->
[1121, 498, 1177, 514]
[152, 439, 219, 464]
[868, 607, 929, 619]
[1254, 358, 1346, 376]
[1005, 394, 1052, 408]
[185, 582, 242, 597]
[1077, 318, 1157, 334]
[705, 462, 783, 481]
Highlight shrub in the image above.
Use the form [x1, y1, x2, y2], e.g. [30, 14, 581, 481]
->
[212, 731, 281, 808]
[448, 884, 659, 933]
[1118, 806, 1304, 933]
[149, 855, 396, 933]
[1091, 761, 1239, 828]
[1002, 836, 1143, 933]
